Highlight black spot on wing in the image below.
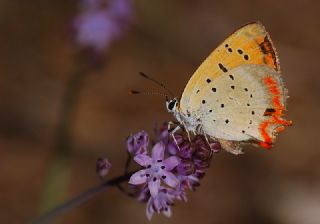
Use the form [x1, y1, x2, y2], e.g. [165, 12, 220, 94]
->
[264, 108, 276, 116]
[236, 48, 248, 60]
[258, 35, 279, 71]
[225, 44, 232, 53]
[218, 63, 228, 73]
[265, 108, 276, 113]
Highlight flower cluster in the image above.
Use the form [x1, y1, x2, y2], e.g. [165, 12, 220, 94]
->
[72, 0, 133, 54]
[127, 124, 221, 220]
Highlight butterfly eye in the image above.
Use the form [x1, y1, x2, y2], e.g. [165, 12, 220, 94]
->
[167, 100, 176, 111]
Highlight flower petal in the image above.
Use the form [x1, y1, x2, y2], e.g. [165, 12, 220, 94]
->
[137, 187, 149, 202]
[152, 142, 165, 161]
[161, 171, 179, 188]
[162, 206, 172, 218]
[148, 177, 160, 197]
[128, 170, 147, 185]
[163, 156, 180, 171]
[153, 195, 162, 213]
[167, 142, 177, 155]
[146, 197, 154, 220]
[134, 154, 152, 167]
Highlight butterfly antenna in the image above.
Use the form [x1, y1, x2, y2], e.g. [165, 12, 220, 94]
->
[139, 72, 174, 97]
[129, 90, 169, 101]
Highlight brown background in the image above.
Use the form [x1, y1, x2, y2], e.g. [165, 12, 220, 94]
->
[0, 0, 320, 223]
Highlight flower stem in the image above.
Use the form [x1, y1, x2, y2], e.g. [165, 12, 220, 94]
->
[31, 171, 135, 224]
[124, 152, 132, 174]
[37, 60, 94, 217]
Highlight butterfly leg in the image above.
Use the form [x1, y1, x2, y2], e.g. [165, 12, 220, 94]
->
[168, 121, 182, 150]
[167, 121, 180, 134]
[170, 126, 182, 150]
[168, 121, 192, 146]
[185, 127, 191, 142]
[179, 121, 192, 142]
[203, 133, 212, 149]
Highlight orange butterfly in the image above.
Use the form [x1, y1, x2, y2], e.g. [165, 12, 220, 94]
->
[165, 22, 292, 154]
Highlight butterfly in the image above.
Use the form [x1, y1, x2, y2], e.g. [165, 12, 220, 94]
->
[165, 22, 292, 154]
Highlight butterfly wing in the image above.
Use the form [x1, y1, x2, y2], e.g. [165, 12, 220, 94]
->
[180, 22, 279, 113]
[179, 22, 291, 148]
[198, 64, 291, 148]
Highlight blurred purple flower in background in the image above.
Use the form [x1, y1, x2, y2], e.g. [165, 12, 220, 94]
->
[73, 0, 133, 54]
[128, 124, 221, 220]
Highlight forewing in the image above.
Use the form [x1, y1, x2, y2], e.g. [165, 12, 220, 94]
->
[180, 22, 280, 113]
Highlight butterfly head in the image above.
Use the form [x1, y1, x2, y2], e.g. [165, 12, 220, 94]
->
[166, 98, 179, 113]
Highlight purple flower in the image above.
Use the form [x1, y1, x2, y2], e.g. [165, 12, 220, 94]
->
[146, 186, 189, 220]
[73, 10, 119, 52]
[146, 187, 174, 220]
[127, 123, 221, 219]
[178, 173, 200, 191]
[109, 0, 133, 22]
[129, 142, 180, 197]
[72, 0, 133, 54]
[126, 130, 149, 155]
[96, 157, 112, 177]
[80, 0, 100, 8]
[136, 186, 150, 202]
[176, 160, 195, 176]
[154, 123, 170, 143]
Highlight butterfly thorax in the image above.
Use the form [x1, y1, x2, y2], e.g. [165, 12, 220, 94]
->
[166, 98, 203, 134]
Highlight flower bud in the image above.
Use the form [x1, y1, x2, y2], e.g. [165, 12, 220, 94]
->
[194, 144, 212, 161]
[126, 130, 148, 155]
[210, 142, 221, 153]
[177, 142, 194, 159]
[96, 157, 112, 178]
[193, 158, 211, 169]
[176, 160, 195, 176]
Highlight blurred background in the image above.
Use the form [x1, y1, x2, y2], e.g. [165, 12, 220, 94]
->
[0, 0, 320, 223]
